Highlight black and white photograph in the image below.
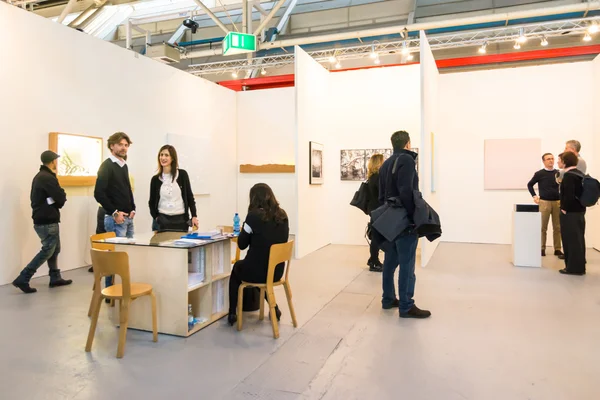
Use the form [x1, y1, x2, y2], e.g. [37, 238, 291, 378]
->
[310, 141, 324, 184]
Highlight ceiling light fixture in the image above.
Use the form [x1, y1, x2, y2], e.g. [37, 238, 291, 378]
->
[328, 55, 337, 64]
[401, 41, 410, 55]
[584, 32, 592, 41]
[540, 36, 548, 46]
[261, 68, 266, 75]
[514, 41, 521, 50]
[374, 56, 381, 65]
[407, 53, 414, 61]
[478, 42, 487, 54]
[370, 43, 378, 59]
[589, 22, 599, 34]
[335, 61, 342, 69]
[231, 71, 238, 78]
[517, 27, 527, 43]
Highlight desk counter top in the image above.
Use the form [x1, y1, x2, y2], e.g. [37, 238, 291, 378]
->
[92, 231, 233, 249]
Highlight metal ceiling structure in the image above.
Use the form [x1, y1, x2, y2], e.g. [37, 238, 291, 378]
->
[186, 15, 600, 76]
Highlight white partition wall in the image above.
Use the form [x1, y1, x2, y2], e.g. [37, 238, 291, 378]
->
[327, 65, 421, 247]
[295, 46, 332, 258]
[0, 4, 237, 285]
[438, 62, 595, 245]
[419, 32, 441, 266]
[236, 88, 297, 233]
[591, 54, 600, 251]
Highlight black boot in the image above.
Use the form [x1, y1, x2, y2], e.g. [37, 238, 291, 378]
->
[367, 260, 383, 272]
[12, 279, 37, 294]
[49, 278, 73, 288]
[227, 313, 237, 326]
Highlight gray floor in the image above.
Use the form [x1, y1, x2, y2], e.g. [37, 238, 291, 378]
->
[1, 243, 599, 400]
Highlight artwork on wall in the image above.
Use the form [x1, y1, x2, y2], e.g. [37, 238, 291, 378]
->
[431, 132, 436, 192]
[340, 148, 419, 181]
[484, 138, 541, 190]
[310, 142, 324, 185]
[48, 132, 103, 186]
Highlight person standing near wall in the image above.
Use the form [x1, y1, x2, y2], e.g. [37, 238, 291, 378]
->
[378, 131, 430, 318]
[366, 154, 384, 272]
[94, 132, 136, 287]
[527, 153, 564, 259]
[558, 152, 586, 275]
[12, 151, 72, 293]
[564, 140, 587, 174]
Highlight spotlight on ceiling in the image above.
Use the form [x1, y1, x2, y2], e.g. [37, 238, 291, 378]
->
[589, 22, 599, 34]
[370, 44, 378, 59]
[478, 42, 487, 54]
[401, 41, 410, 55]
[514, 41, 521, 50]
[374, 56, 381, 65]
[261, 68, 267, 75]
[231, 70, 238, 78]
[407, 53, 414, 61]
[584, 32, 592, 42]
[335, 61, 342, 69]
[517, 27, 527, 43]
[183, 19, 199, 34]
[328, 55, 337, 64]
[540, 36, 548, 46]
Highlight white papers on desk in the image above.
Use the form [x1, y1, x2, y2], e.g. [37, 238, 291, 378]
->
[103, 237, 136, 244]
[174, 238, 209, 245]
[46, 197, 55, 205]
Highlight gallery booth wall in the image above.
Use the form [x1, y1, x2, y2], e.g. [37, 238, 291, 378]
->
[0, 3, 238, 286]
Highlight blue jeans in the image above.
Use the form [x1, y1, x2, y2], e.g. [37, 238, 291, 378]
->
[16, 223, 62, 284]
[382, 233, 419, 313]
[103, 215, 134, 286]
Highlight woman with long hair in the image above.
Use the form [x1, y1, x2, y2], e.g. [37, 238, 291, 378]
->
[148, 145, 198, 231]
[366, 154, 384, 272]
[228, 183, 290, 326]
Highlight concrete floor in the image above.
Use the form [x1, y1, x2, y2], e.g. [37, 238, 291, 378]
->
[0, 243, 599, 400]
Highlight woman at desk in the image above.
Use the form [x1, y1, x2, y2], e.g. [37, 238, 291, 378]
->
[228, 184, 290, 326]
[149, 145, 199, 231]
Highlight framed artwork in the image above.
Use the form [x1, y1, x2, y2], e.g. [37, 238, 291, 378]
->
[49, 132, 103, 186]
[309, 141, 324, 185]
[340, 148, 418, 181]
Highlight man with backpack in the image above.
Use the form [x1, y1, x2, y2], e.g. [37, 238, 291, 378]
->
[559, 152, 588, 275]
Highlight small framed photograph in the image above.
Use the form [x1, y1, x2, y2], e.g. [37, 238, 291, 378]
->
[309, 141, 324, 185]
[49, 132, 103, 186]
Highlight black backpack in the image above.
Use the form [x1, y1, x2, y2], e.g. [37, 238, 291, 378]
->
[567, 170, 600, 207]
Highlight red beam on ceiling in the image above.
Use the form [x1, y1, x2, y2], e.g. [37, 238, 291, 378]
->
[218, 45, 600, 91]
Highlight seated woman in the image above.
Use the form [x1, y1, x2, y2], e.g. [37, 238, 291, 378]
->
[228, 183, 290, 326]
[149, 145, 199, 231]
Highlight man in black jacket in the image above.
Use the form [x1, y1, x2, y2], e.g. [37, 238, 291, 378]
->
[378, 131, 430, 318]
[12, 151, 72, 293]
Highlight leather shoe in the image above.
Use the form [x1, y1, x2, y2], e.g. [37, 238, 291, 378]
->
[541, 249, 546, 257]
[400, 305, 431, 319]
[12, 280, 37, 294]
[227, 313, 237, 326]
[559, 268, 585, 276]
[49, 279, 73, 288]
[554, 250, 565, 260]
[382, 299, 399, 309]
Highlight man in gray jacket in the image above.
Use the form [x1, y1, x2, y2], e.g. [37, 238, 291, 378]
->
[564, 140, 587, 174]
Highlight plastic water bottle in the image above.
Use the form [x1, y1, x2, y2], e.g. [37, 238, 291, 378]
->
[233, 213, 241, 235]
[188, 304, 194, 331]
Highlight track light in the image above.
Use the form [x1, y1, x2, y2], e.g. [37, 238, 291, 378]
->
[540, 36, 548, 46]
[335, 60, 341, 69]
[183, 18, 199, 34]
[407, 53, 414, 61]
[401, 41, 410, 55]
[374, 56, 381, 65]
[329, 55, 337, 64]
[260, 68, 266, 75]
[589, 22, 599, 34]
[584, 32, 592, 42]
[370, 44, 378, 59]
[232, 71, 238, 78]
[517, 28, 527, 43]
[514, 41, 521, 50]
[478, 42, 487, 54]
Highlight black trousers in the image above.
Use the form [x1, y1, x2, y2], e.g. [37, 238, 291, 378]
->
[560, 212, 586, 273]
[96, 207, 106, 234]
[228, 260, 283, 314]
[369, 240, 381, 263]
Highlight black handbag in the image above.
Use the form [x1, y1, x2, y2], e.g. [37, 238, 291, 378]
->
[350, 182, 370, 215]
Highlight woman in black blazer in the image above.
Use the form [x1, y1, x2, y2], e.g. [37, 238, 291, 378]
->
[228, 183, 290, 326]
[366, 154, 384, 272]
[148, 145, 198, 231]
[559, 152, 586, 275]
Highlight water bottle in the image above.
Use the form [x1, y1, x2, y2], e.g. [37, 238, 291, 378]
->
[233, 213, 241, 236]
[188, 304, 194, 331]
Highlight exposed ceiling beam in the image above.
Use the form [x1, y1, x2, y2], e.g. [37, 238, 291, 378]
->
[192, 0, 230, 34]
[253, 0, 287, 36]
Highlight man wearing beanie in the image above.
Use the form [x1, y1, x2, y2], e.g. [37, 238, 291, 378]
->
[12, 151, 72, 293]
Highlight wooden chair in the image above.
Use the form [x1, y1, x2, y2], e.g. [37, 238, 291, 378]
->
[236, 240, 297, 339]
[219, 225, 241, 263]
[88, 232, 116, 316]
[86, 249, 158, 358]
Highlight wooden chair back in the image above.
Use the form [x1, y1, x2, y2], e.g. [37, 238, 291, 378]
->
[90, 232, 116, 251]
[219, 225, 234, 233]
[266, 241, 294, 285]
[90, 249, 132, 299]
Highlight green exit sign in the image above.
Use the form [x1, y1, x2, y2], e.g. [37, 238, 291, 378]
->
[222, 32, 256, 56]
